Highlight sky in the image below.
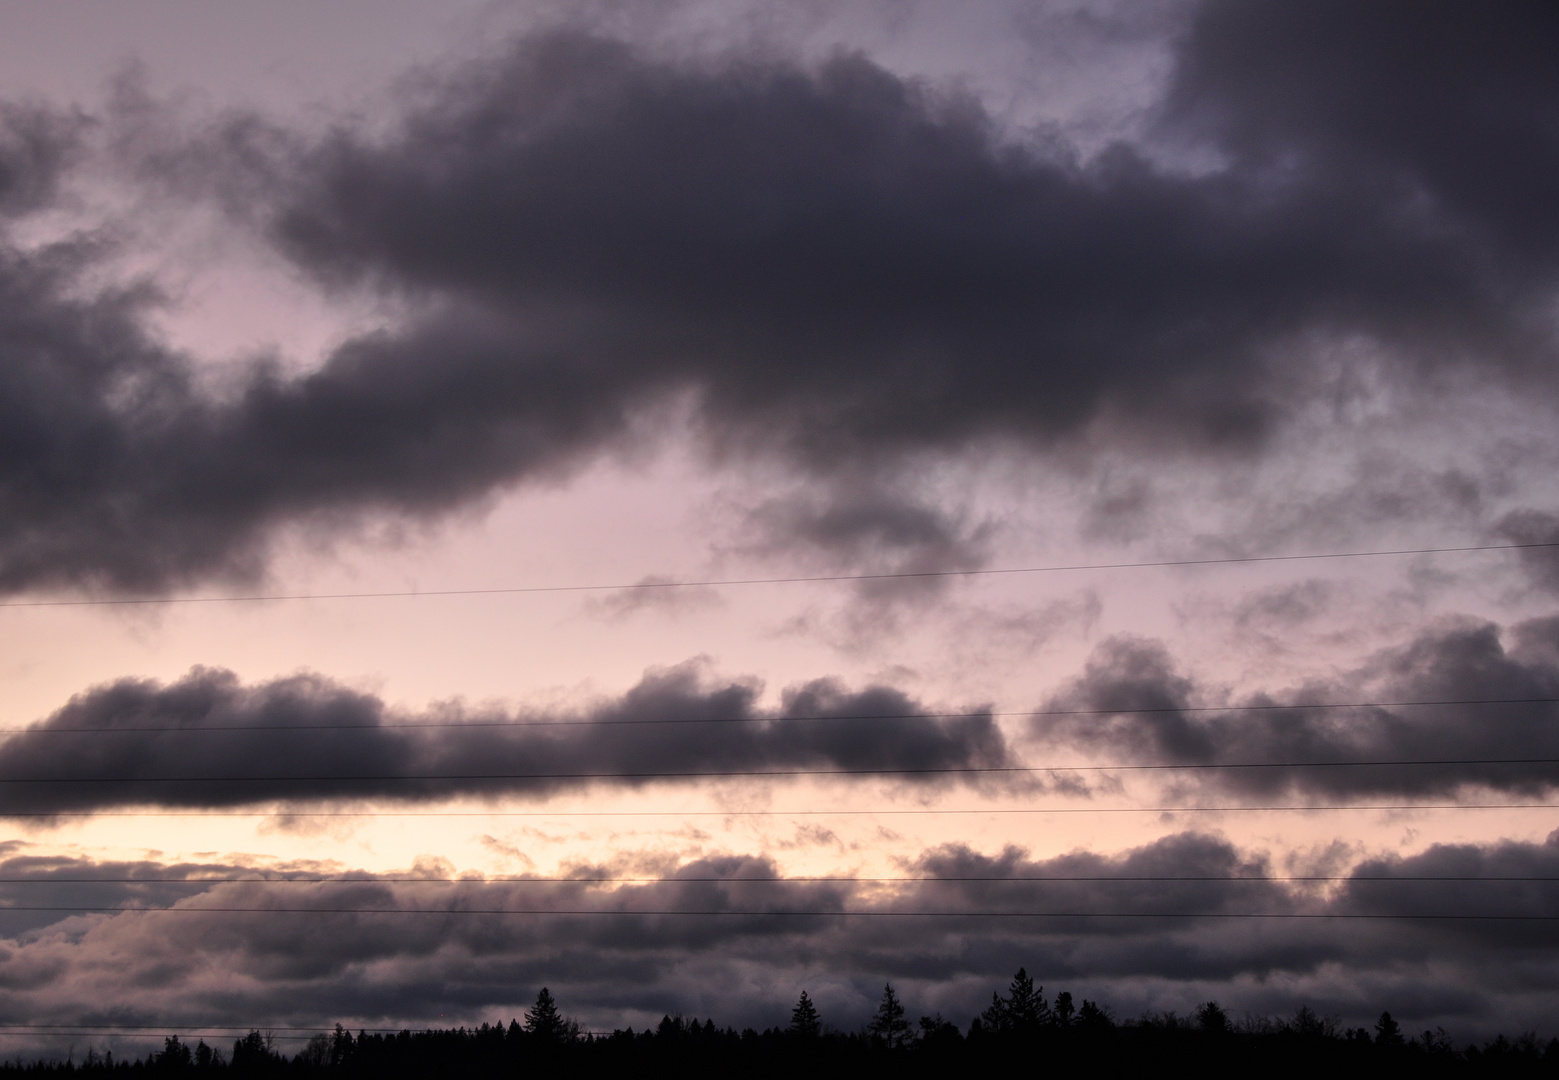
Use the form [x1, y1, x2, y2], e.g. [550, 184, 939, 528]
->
[0, 0, 1557, 1057]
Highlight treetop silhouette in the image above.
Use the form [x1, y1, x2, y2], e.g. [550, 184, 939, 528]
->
[980, 967, 1052, 1035]
[790, 991, 821, 1038]
[869, 983, 910, 1049]
[524, 987, 577, 1042]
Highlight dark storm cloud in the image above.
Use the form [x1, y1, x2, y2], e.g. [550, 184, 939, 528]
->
[1496, 509, 1559, 594]
[741, 488, 991, 577]
[0, 260, 646, 593]
[735, 482, 995, 617]
[1168, 0, 1559, 272]
[0, 664, 1010, 814]
[2, 3, 1558, 593]
[1032, 616, 1559, 798]
[3, 831, 1557, 1042]
[0, 104, 82, 217]
[1340, 836, 1559, 933]
[265, 15, 1559, 459]
[0, 847, 276, 938]
[1230, 581, 1335, 633]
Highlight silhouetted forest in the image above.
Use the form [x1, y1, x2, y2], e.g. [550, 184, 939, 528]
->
[3, 974, 1555, 1077]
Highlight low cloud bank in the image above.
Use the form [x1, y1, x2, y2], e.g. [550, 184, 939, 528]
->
[0, 830, 1554, 1040]
[0, 664, 1009, 814]
[1033, 616, 1559, 798]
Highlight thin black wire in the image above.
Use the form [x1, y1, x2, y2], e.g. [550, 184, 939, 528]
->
[0, 1027, 609, 1039]
[0, 541, 1550, 610]
[3, 695, 1553, 735]
[0, 874, 1551, 884]
[0, 905, 1550, 919]
[6, 802, 1555, 818]
[0, 1026, 577, 1040]
[0, 1030, 327, 1043]
[0, 1026, 428, 1033]
[3, 756, 1556, 784]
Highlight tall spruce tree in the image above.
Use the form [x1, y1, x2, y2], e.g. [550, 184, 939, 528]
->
[790, 991, 822, 1037]
[869, 983, 910, 1049]
[1006, 967, 1051, 1032]
[981, 968, 1051, 1035]
[1375, 1011, 1404, 1047]
[525, 987, 569, 1042]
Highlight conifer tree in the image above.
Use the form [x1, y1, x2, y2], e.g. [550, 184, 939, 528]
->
[1375, 1011, 1404, 1047]
[790, 990, 822, 1037]
[525, 987, 570, 1042]
[981, 968, 1051, 1035]
[1006, 967, 1051, 1032]
[979, 990, 1009, 1033]
[1054, 991, 1075, 1028]
[1195, 1001, 1229, 1034]
[869, 983, 910, 1049]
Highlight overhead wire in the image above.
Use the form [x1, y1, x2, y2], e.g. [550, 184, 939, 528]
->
[0, 874, 1553, 884]
[0, 540, 1550, 610]
[1, 755, 1556, 784]
[0, 905, 1550, 919]
[4, 802, 1556, 818]
[0, 532, 1551, 1038]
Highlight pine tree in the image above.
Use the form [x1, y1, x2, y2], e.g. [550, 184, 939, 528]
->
[979, 990, 1009, 1033]
[790, 990, 822, 1037]
[1375, 1011, 1404, 1047]
[1195, 1000, 1229, 1034]
[1006, 967, 1052, 1032]
[525, 987, 569, 1042]
[869, 983, 910, 1049]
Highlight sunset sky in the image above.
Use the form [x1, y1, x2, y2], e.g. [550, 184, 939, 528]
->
[0, 0, 1557, 1057]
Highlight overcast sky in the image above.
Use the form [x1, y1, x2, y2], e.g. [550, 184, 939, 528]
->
[0, 0, 1557, 1057]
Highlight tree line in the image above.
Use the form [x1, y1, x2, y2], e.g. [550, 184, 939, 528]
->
[2, 975, 1554, 1077]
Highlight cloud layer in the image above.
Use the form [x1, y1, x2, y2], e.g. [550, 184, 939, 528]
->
[0, 664, 1009, 814]
[6, 609, 1558, 814]
[1, 830, 1556, 1044]
[1034, 616, 1559, 798]
[0, 2, 1554, 591]
[0, 1, 1556, 1055]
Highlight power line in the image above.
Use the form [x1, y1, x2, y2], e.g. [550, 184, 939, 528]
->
[0, 905, 1551, 919]
[0, 540, 1550, 610]
[0, 1034, 328, 1041]
[3, 756, 1556, 784]
[4, 695, 1554, 736]
[0, 1026, 428, 1034]
[0, 1025, 571, 1040]
[0, 874, 1551, 884]
[6, 802, 1556, 818]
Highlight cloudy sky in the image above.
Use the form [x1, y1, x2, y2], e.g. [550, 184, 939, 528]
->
[0, 0, 1557, 1056]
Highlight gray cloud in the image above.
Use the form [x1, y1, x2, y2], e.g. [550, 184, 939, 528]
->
[740, 488, 993, 582]
[0, 3, 1554, 592]
[1231, 581, 1336, 633]
[1497, 509, 1559, 594]
[264, 20, 1558, 457]
[1, 830, 1556, 1047]
[731, 481, 996, 635]
[0, 103, 82, 217]
[1032, 616, 1559, 798]
[0, 664, 1010, 814]
[1167, 0, 1559, 278]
